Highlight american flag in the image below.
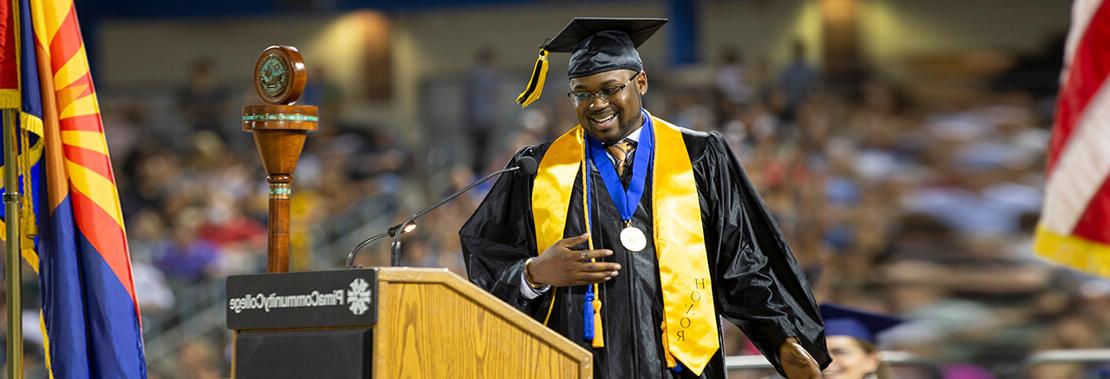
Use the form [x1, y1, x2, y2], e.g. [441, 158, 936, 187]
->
[1036, 0, 1110, 276]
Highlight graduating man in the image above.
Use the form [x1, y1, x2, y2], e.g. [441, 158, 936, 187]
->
[461, 18, 829, 378]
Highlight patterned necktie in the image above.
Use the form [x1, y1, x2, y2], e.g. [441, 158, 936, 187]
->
[606, 139, 636, 177]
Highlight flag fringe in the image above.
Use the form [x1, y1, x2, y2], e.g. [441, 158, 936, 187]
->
[1034, 225, 1110, 276]
[39, 311, 54, 379]
[0, 89, 19, 109]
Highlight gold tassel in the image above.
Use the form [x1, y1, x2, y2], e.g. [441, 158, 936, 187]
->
[515, 49, 549, 108]
[19, 114, 37, 240]
[661, 320, 676, 368]
[591, 282, 604, 348]
[542, 287, 557, 325]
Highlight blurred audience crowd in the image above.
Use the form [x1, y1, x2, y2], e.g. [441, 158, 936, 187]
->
[4, 40, 1108, 378]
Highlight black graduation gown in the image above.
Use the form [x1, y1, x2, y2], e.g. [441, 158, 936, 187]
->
[460, 128, 830, 378]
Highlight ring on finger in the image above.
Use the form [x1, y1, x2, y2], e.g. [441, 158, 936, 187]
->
[580, 251, 588, 260]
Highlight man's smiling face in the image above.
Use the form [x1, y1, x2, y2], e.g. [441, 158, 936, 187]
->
[569, 69, 648, 144]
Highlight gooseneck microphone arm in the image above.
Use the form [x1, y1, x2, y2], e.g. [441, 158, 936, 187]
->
[346, 155, 537, 268]
[344, 222, 414, 268]
[343, 230, 391, 268]
[387, 165, 518, 266]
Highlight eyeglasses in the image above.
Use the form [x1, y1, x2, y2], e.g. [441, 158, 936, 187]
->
[567, 72, 641, 104]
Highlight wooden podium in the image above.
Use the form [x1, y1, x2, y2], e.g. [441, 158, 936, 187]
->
[227, 267, 592, 378]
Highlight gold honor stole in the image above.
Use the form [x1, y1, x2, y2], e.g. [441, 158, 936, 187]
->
[531, 118, 720, 375]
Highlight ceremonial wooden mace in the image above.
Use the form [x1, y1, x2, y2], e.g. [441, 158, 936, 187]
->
[242, 46, 317, 272]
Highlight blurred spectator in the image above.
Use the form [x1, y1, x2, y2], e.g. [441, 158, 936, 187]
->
[177, 339, 221, 379]
[177, 58, 231, 142]
[778, 39, 818, 121]
[196, 192, 265, 250]
[133, 262, 175, 316]
[715, 46, 753, 110]
[301, 66, 345, 118]
[155, 209, 220, 283]
[463, 47, 502, 173]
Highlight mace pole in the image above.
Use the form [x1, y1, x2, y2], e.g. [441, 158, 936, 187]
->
[242, 46, 317, 272]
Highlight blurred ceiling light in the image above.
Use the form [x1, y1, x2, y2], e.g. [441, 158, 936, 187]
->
[822, 0, 857, 23]
[308, 10, 390, 98]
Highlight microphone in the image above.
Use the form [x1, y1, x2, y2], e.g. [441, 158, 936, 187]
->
[346, 154, 538, 268]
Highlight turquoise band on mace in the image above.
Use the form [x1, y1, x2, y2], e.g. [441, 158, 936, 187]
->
[242, 114, 319, 122]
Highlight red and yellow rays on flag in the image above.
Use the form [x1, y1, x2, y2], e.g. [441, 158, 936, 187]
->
[1035, 0, 1110, 276]
[31, 0, 138, 306]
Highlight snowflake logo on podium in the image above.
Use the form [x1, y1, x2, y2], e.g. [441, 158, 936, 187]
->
[347, 278, 372, 315]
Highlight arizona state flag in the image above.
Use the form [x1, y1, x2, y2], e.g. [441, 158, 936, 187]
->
[1035, 0, 1110, 276]
[0, 0, 146, 376]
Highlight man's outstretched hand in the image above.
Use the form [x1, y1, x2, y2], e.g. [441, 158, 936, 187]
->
[779, 337, 820, 379]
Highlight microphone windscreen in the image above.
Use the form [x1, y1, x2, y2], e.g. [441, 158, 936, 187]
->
[516, 156, 538, 176]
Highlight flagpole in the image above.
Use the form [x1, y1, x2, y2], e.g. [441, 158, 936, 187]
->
[4, 0, 25, 372]
[2, 108, 23, 378]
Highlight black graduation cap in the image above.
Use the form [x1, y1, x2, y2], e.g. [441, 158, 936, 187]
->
[516, 17, 667, 107]
[820, 304, 904, 345]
